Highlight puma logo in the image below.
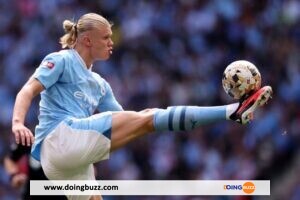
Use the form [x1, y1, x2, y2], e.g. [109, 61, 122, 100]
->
[190, 119, 197, 129]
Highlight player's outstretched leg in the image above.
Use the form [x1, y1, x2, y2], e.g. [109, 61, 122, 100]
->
[153, 104, 236, 131]
[154, 86, 272, 129]
[110, 85, 272, 151]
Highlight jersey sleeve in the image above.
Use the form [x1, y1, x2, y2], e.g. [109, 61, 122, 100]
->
[98, 81, 123, 112]
[33, 52, 65, 89]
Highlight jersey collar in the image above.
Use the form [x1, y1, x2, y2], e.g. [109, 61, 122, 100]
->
[71, 49, 93, 71]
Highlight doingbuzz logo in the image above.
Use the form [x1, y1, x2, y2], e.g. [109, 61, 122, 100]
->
[243, 182, 256, 194]
[224, 182, 256, 194]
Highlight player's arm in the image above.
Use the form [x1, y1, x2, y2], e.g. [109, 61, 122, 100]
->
[4, 156, 28, 188]
[3, 155, 28, 188]
[13, 52, 65, 146]
[4, 156, 19, 177]
[97, 81, 123, 112]
[4, 144, 30, 188]
[12, 77, 44, 146]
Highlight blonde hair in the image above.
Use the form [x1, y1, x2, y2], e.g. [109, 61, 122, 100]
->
[60, 13, 112, 49]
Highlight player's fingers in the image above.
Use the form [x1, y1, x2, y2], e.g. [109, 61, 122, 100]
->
[19, 131, 26, 146]
[25, 130, 32, 146]
[28, 130, 34, 146]
[14, 131, 20, 144]
[30, 132, 35, 145]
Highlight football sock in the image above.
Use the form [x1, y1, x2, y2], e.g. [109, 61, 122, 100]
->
[153, 103, 239, 131]
[225, 103, 239, 119]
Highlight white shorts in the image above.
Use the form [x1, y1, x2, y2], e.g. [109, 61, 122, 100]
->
[40, 112, 112, 200]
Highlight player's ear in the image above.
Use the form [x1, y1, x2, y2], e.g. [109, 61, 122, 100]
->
[82, 34, 92, 47]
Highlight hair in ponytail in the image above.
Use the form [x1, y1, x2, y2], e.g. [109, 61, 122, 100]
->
[59, 13, 112, 49]
[60, 20, 77, 49]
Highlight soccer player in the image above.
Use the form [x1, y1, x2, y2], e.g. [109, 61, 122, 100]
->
[4, 143, 67, 200]
[12, 13, 272, 200]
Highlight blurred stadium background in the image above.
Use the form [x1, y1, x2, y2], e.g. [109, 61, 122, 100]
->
[0, 0, 299, 199]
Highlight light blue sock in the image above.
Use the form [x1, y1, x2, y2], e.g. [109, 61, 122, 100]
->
[153, 104, 238, 131]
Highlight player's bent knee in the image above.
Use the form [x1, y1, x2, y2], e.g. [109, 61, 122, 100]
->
[110, 110, 156, 150]
[139, 108, 158, 114]
[89, 195, 102, 200]
[113, 110, 156, 133]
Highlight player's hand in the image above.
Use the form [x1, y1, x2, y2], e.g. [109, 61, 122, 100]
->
[11, 173, 28, 188]
[12, 123, 34, 146]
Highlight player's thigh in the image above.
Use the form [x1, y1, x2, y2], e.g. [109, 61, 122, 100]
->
[42, 110, 155, 171]
[110, 109, 156, 151]
[41, 112, 113, 171]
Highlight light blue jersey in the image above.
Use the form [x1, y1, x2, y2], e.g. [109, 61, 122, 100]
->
[32, 49, 123, 161]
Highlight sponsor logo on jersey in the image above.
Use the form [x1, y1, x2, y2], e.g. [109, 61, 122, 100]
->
[42, 61, 55, 69]
[74, 91, 99, 113]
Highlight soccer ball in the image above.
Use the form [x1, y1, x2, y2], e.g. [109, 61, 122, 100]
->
[222, 60, 261, 100]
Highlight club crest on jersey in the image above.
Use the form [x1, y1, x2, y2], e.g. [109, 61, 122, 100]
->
[42, 61, 55, 69]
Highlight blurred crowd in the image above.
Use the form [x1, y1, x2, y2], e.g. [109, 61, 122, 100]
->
[0, 0, 300, 199]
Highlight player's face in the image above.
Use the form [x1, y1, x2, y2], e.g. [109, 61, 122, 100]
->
[89, 25, 113, 61]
